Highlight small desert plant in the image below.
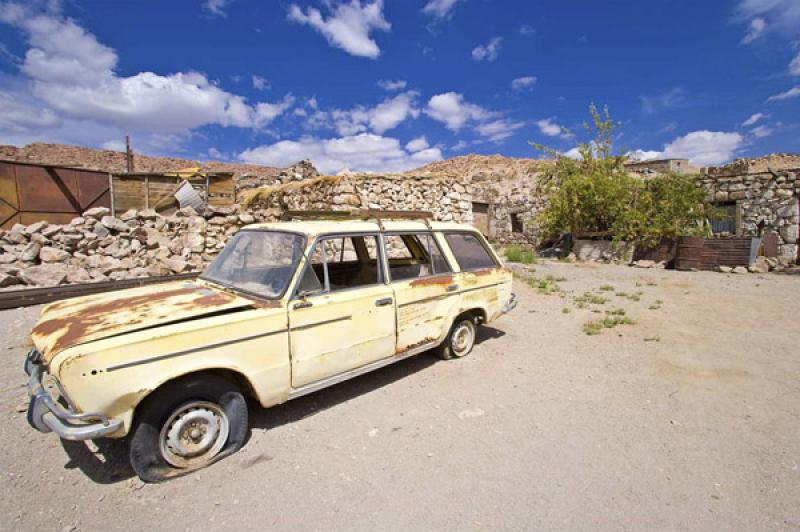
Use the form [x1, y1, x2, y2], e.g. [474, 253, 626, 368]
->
[504, 245, 538, 264]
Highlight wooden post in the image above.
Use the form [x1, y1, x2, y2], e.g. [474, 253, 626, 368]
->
[125, 135, 133, 173]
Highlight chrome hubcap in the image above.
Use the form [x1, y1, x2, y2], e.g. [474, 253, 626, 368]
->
[159, 401, 229, 469]
[451, 322, 475, 357]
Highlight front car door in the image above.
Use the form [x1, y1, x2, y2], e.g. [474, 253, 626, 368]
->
[288, 233, 396, 388]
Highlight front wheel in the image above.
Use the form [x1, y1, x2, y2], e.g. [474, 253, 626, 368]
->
[435, 316, 477, 360]
[129, 374, 248, 482]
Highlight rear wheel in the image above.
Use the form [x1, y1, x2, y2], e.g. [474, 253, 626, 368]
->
[129, 374, 248, 482]
[435, 316, 477, 360]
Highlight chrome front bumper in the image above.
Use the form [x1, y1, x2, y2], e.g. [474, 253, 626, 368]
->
[501, 293, 518, 314]
[25, 349, 122, 440]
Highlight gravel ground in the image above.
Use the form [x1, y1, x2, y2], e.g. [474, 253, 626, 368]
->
[1, 261, 799, 531]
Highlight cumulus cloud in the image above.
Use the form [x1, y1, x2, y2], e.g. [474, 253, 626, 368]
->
[476, 119, 525, 143]
[287, 0, 390, 59]
[741, 17, 766, 43]
[750, 125, 774, 138]
[650, 130, 744, 166]
[0, 3, 293, 140]
[627, 149, 662, 161]
[511, 76, 537, 91]
[308, 92, 420, 136]
[202, 0, 232, 17]
[0, 90, 61, 132]
[471, 37, 502, 62]
[519, 25, 535, 36]
[377, 79, 407, 91]
[421, 0, 461, 20]
[536, 118, 569, 138]
[424, 92, 491, 131]
[238, 133, 442, 174]
[742, 112, 765, 126]
[766, 86, 800, 102]
[405, 136, 429, 152]
[252, 75, 269, 91]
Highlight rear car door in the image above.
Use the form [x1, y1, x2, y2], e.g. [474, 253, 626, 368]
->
[442, 231, 511, 323]
[288, 233, 396, 388]
[384, 232, 460, 353]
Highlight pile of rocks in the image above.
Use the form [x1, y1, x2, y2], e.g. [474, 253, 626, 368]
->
[0, 206, 257, 289]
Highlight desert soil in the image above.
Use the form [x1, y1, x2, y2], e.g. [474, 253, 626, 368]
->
[0, 261, 799, 531]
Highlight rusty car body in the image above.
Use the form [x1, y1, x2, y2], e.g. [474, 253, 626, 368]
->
[25, 217, 516, 481]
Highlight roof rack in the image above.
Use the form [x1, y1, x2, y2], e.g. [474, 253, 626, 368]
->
[280, 209, 434, 231]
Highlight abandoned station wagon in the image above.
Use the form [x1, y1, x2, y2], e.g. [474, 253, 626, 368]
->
[25, 212, 516, 481]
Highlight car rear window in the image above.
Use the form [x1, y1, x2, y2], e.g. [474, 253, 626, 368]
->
[444, 233, 497, 271]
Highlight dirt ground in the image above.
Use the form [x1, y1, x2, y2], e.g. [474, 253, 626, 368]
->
[1, 261, 799, 531]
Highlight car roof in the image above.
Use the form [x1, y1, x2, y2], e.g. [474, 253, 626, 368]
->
[241, 219, 479, 236]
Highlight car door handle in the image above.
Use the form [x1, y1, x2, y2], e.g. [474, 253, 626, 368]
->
[375, 297, 393, 307]
[447, 284, 459, 292]
[293, 301, 313, 309]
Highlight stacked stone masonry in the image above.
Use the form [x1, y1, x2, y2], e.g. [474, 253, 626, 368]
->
[700, 166, 799, 262]
[0, 173, 471, 289]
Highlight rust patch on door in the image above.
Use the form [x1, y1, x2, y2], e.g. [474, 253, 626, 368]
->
[409, 275, 453, 287]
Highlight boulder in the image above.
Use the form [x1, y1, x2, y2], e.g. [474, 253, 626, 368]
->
[66, 268, 92, 284]
[83, 207, 111, 219]
[24, 221, 48, 235]
[0, 253, 16, 264]
[119, 209, 138, 221]
[632, 260, 655, 268]
[718, 265, 733, 273]
[163, 258, 189, 273]
[139, 208, 158, 220]
[748, 257, 770, 274]
[100, 216, 129, 233]
[39, 246, 70, 263]
[0, 272, 22, 288]
[20, 242, 41, 262]
[19, 264, 67, 286]
[238, 213, 255, 224]
[41, 225, 62, 238]
[732, 266, 749, 274]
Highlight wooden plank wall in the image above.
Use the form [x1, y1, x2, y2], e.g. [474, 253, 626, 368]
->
[111, 174, 235, 214]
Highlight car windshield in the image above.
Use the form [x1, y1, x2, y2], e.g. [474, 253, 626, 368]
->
[201, 231, 305, 299]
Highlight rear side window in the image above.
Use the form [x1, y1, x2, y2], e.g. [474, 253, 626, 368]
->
[444, 233, 497, 271]
[384, 233, 451, 281]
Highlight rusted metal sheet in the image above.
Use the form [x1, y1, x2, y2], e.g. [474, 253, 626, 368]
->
[676, 236, 758, 270]
[0, 159, 111, 229]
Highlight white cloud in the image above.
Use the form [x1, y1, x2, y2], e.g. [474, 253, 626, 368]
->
[424, 92, 491, 131]
[476, 119, 525, 143]
[742, 112, 765, 126]
[101, 139, 125, 152]
[202, 0, 232, 18]
[287, 0, 390, 59]
[471, 37, 502, 62]
[310, 92, 420, 136]
[519, 25, 535, 36]
[207, 147, 224, 159]
[511, 76, 537, 91]
[252, 75, 269, 91]
[750, 124, 774, 138]
[735, 0, 800, 37]
[536, 118, 568, 138]
[767, 86, 800, 102]
[405, 136, 429, 152]
[627, 149, 662, 161]
[0, 4, 294, 138]
[741, 17, 766, 43]
[562, 147, 582, 160]
[377, 79, 407, 91]
[421, 0, 461, 20]
[659, 131, 744, 166]
[790, 51, 800, 76]
[238, 133, 442, 174]
[0, 90, 61, 132]
[451, 140, 468, 151]
[639, 87, 686, 114]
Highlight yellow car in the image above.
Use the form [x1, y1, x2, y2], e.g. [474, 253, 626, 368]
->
[25, 213, 517, 481]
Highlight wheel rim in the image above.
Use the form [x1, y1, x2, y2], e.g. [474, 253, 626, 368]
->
[451, 321, 475, 357]
[159, 400, 230, 469]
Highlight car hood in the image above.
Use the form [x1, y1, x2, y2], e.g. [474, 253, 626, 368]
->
[32, 280, 263, 361]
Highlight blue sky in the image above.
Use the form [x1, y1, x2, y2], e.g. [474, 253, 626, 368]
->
[0, 0, 798, 173]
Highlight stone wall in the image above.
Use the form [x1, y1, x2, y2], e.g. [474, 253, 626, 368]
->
[0, 173, 471, 289]
[699, 167, 799, 262]
[472, 177, 547, 244]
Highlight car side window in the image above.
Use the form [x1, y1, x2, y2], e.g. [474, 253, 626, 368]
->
[297, 235, 382, 295]
[443, 233, 497, 271]
[384, 233, 451, 281]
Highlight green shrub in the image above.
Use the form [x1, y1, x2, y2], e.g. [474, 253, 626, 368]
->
[504, 245, 538, 264]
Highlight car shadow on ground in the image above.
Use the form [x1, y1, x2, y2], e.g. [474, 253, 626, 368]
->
[56, 325, 505, 484]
